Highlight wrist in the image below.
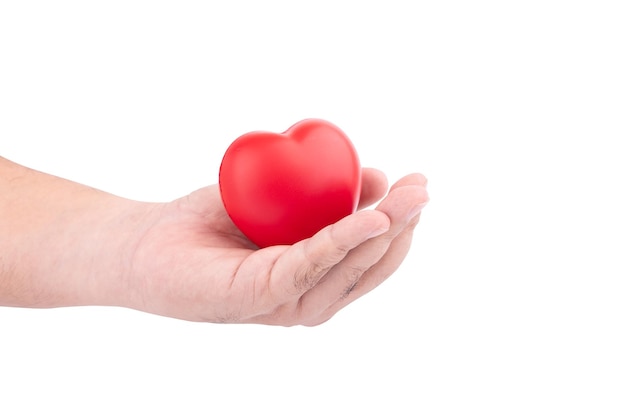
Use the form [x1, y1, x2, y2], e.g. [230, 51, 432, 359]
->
[0, 157, 155, 309]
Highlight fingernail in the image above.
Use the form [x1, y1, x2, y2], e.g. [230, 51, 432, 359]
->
[407, 200, 429, 220]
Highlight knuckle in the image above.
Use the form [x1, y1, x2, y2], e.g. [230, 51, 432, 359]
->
[292, 229, 352, 294]
[340, 264, 368, 300]
[294, 260, 327, 293]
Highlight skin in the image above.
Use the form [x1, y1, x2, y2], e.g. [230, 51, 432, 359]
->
[0, 156, 428, 326]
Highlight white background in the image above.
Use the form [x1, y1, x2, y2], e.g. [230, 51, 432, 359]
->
[1, 1, 625, 417]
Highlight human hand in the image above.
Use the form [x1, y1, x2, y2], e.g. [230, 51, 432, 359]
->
[119, 168, 429, 325]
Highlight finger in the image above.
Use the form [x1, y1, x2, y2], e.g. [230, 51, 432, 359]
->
[268, 209, 391, 301]
[358, 168, 388, 210]
[389, 172, 428, 192]
[314, 215, 421, 325]
[297, 184, 428, 320]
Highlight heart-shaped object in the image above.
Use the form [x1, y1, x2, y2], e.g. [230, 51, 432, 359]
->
[219, 119, 361, 248]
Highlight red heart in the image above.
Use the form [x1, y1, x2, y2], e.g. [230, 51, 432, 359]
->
[219, 119, 361, 248]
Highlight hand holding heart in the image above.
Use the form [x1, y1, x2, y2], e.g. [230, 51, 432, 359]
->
[116, 120, 429, 324]
[0, 123, 429, 326]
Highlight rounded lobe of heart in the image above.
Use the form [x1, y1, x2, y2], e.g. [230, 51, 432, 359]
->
[219, 119, 361, 247]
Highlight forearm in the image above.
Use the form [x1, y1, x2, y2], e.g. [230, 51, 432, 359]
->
[0, 156, 141, 308]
